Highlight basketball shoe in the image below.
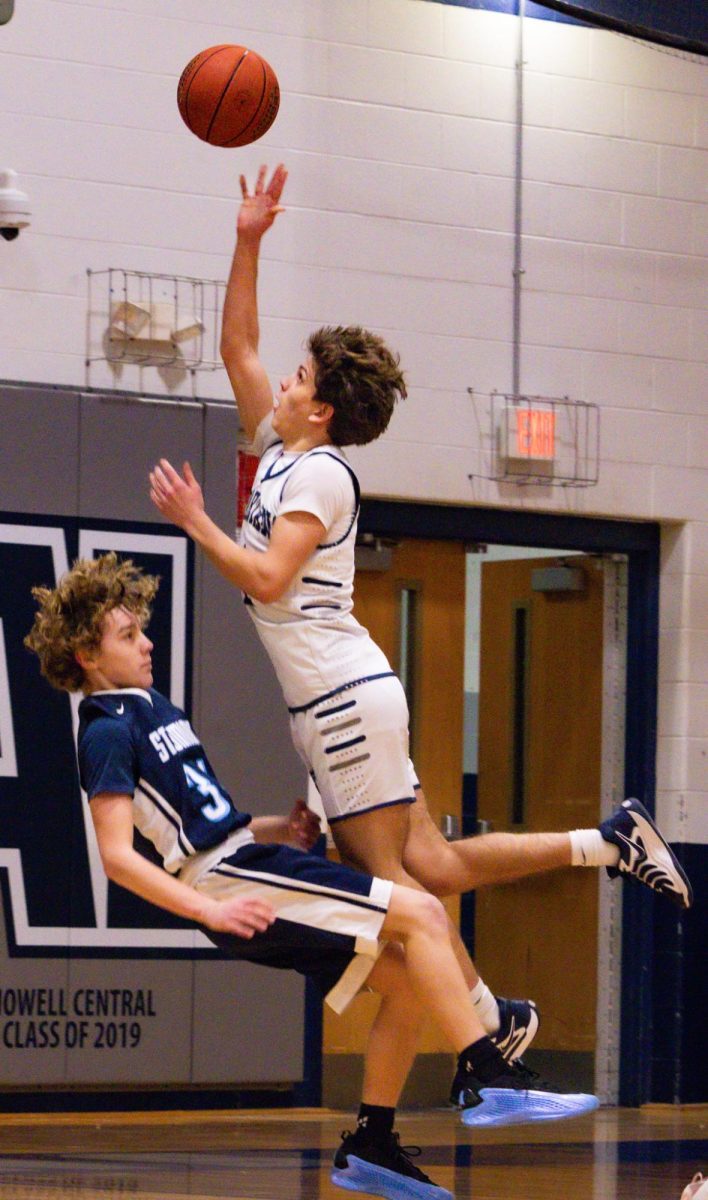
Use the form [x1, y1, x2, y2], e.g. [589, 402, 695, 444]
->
[681, 1174, 708, 1200]
[332, 1129, 453, 1200]
[449, 997, 539, 1105]
[600, 797, 693, 909]
[458, 1059, 599, 1128]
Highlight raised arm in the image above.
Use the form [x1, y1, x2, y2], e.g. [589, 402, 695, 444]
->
[221, 163, 288, 443]
[90, 792, 275, 938]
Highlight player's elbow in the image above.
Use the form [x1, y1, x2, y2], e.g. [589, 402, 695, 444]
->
[248, 575, 287, 605]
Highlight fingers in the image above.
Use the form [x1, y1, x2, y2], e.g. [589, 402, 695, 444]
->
[268, 163, 288, 202]
[183, 461, 197, 485]
[239, 173, 248, 199]
[254, 164, 267, 195]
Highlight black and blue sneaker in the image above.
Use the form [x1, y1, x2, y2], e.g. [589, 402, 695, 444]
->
[600, 797, 693, 909]
[449, 997, 539, 1106]
[458, 1059, 599, 1129]
[332, 1129, 453, 1200]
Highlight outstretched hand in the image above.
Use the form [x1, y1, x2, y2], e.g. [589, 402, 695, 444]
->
[202, 895, 276, 939]
[237, 163, 288, 240]
[149, 459, 204, 535]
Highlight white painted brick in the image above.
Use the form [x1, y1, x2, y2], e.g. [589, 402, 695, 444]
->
[68, 0, 369, 43]
[523, 18, 590, 79]
[390, 330, 510, 394]
[658, 627, 691, 683]
[580, 352, 654, 408]
[691, 628, 708, 686]
[524, 183, 623, 245]
[395, 164, 480, 227]
[522, 237, 586, 295]
[690, 308, 708, 363]
[655, 791, 708, 845]
[687, 684, 708, 737]
[690, 524, 708, 575]
[282, 153, 403, 221]
[653, 361, 708, 416]
[327, 44, 406, 107]
[523, 293, 619, 353]
[601, 409, 688, 467]
[474, 176, 516, 233]
[686, 739, 708, 790]
[661, 524, 693, 577]
[658, 146, 708, 203]
[654, 254, 708, 310]
[476, 66, 517, 124]
[367, 0, 445, 56]
[584, 245, 656, 302]
[658, 682, 690, 737]
[523, 72, 556, 130]
[441, 116, 516, 178]
[686, 571, 708, 628]
[618, 301, 694, 360]
[590, 27, 707, 95]
[524, 128, 658, 195]
[403, 54, 480, 117]
[388, 388, 482, 449]
[443, 7, 517, 70]
[660, 573, 691, 630]
[693, 201, 708, 255]
[550, 77, 625, 138]
[521, 345, 585, 397]
[0, 54, 175, 132]
[653, 467, 708, 522]
[322, 100, 446, 167]
[656, 736, 688, 790]
[581, 136, 658, 196]
[624, 87, 697, 148]
[687, 417, 708, 472]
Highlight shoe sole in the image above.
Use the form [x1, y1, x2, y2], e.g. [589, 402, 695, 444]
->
[460, 1088, 599, 1128]
[332, 1155, 454, 1200]
[610, 798, 693, 909]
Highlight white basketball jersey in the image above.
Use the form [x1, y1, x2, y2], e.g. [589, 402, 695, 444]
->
[240, 415, 391, 709]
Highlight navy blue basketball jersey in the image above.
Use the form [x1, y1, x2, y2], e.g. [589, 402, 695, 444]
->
[77, 688, 251, 874]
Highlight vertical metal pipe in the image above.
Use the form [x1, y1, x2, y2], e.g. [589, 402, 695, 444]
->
[512, 0, 525, 398]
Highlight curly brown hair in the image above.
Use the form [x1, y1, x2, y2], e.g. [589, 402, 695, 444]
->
[24, 552, 159, 692]
[307, 325, 407, 447]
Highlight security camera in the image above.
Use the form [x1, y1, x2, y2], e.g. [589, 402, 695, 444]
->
[0, 169, 30, 240]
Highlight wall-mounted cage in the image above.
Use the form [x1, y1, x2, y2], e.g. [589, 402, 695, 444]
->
[86, 268, 226, 375]
[471, 391, 600, 488]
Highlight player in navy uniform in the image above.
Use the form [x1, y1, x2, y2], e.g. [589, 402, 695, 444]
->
[149, 162, 692, 1078]
[26, 553, 601, 1200]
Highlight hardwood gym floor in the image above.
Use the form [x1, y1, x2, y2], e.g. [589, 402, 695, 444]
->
[0, 1104, 705, 1199]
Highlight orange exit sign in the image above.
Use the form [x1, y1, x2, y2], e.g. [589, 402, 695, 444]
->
[514, 408, 555, 460]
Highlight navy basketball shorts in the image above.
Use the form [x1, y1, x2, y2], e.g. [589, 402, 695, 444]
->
[193, 841, 393, 1013]
[289, 674, 418, 824]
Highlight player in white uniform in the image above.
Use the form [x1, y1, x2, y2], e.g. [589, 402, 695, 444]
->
[149, 164, 692, 1077]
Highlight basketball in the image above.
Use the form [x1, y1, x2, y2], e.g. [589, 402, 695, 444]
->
[177, 44, 280, 148]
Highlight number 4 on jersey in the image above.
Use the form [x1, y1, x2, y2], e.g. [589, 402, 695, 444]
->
[183, 759, 230, 822]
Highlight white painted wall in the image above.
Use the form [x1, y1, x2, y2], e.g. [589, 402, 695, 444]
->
[0, 0, 705, 840]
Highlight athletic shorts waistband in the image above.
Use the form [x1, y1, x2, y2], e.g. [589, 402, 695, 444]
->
[287, 672, 396, 714]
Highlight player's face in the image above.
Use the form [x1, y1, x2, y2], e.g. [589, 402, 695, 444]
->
[273, 357, 319, 443]
[88, 607, 154, 691]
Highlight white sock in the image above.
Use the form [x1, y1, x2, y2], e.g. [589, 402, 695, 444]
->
[470, 979, 500, 1035]
[569, 828, 620, 868]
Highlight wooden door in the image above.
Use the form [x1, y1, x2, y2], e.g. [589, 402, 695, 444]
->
[475, 556, 604, 1058]
[323, 537, 467, 1058]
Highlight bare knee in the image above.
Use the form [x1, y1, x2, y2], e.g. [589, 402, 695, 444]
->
[407, 889, 449, 937]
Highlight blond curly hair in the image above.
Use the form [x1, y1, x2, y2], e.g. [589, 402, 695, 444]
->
[24, 552, 159, 692]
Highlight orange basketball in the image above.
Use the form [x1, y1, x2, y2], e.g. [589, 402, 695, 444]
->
[177, 44, 280, 148]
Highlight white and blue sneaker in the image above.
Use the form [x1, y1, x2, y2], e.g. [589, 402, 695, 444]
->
[332, 1130, 453, 1200]
[449, 997, 539, 1105]
[600, 797, 693, 909]
[459, 1060, 599, 1129]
